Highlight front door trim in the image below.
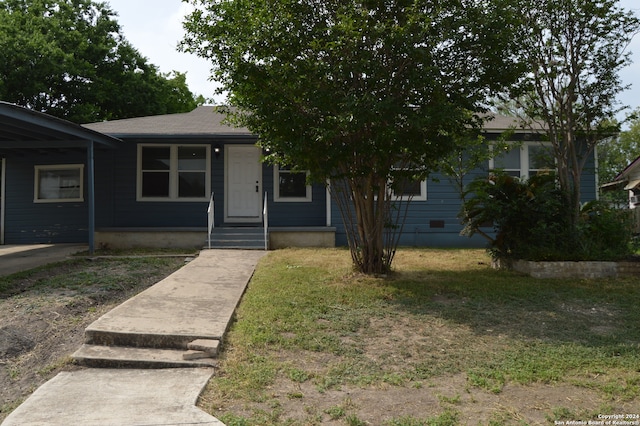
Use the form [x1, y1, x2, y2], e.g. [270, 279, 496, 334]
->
[224, 145, 262, 223]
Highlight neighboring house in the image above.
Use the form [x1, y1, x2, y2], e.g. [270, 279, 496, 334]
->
[0, 103, 599, 251]
[602, 154, 640, 232]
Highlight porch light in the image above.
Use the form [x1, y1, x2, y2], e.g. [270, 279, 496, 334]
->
[214, 145, 221, 158]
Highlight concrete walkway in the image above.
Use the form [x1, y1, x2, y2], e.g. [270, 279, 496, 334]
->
[1, 249, 267, 426]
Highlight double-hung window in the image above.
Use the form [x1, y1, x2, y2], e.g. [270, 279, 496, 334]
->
[138, 144, 210, 201]
[527, 144, 555, 177]
[389, 166, 427, 201]
[490, 142, 554, 179]
[34, 165, 84, 203]
[274, 165, 311, 202]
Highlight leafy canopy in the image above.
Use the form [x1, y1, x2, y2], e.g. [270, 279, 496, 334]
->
[507, 0, 640, 223]
[183, 0, 524, 181]
[0, 0, 200, 123]
[182, 0, 525, 273]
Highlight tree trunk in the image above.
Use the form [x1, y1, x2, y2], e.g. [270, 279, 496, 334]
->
[352, 176, 387, 274]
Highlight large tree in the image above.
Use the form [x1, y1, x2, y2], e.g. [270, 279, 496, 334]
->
[0, 0, 199, 123]
[507, 0, 640, 226]
[182, 0, 524, 273]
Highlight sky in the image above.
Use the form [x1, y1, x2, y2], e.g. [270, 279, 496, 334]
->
[107, 0, 640, 123]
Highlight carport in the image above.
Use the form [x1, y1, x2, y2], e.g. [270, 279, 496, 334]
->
[0, 102, 121, 253]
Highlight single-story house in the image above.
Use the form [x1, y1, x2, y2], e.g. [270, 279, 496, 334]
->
[0, 103, 598, 251]
[601, 154, 640, 232]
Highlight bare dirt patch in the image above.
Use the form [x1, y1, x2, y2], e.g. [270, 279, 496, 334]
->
[0, 257, 187, 421]
[202, 314, 637, 425]
[236, 375, 605, 425]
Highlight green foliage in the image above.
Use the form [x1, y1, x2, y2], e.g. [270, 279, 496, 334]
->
[0, 0, 199, 123]
[461, 172, 634, 261]
[577, 200, 635, 260]
[599, 108, 640, 205]
[508, 0, 640, 225]
[182, 0, 525, 273]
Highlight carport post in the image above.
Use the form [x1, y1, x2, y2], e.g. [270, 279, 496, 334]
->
[87, 140, 95, 255]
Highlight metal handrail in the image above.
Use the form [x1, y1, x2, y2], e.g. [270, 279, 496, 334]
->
[263, 191, 268, 250]
[207, 192, 214, 249]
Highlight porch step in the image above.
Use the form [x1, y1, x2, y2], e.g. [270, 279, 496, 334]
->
[73, 344, 217, 369]
[207, 227, 267, 250]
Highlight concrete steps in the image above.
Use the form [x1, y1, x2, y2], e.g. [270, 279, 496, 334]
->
[71, 250, 266, 369]
[83, 329, 212, 350]
[72, 337, 220, 369]
[73, 344, 217, 369]
[207, 226, 266, 250]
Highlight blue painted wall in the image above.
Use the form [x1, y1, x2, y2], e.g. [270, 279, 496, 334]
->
[2, 136, 598, 247]
[96, 139, 210, 228]
[3, 151, 89, 244]
[95, 138, 327, 229]
[331, 162, 599, 249]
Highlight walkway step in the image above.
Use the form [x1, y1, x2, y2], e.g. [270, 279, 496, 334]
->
[84, 329, 212, 350]
[73, 344, 217, 369]
[183, 350, 210, 360]
[188, 339, 220, 355]
[207, 227, 267, 250]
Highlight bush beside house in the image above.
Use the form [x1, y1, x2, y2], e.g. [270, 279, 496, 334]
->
[461, 172, 635, 263]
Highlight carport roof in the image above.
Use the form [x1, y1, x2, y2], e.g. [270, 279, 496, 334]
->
[0, 101, 121, 150]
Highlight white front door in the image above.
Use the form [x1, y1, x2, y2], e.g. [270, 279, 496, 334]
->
[226, 145, 262, 222]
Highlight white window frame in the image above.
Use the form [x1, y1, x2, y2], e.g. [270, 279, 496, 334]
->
[389, 167, 427, 201]
[137, 144, 211, 202]
[274, 165, 312, 202]
[490, 142, 554, 180]
[34, 164, 84, 203]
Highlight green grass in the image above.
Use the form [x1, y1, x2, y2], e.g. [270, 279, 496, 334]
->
[198, 248, 640, 424]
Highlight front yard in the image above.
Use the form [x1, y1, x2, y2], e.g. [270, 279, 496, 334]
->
[198, 248, 640, 425]
[1, 248, 638, 425]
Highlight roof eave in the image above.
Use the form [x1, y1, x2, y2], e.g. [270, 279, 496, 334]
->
[101, 133, 257, 140]
[613, 155, 640, 181]
[0, 102, 122, 148]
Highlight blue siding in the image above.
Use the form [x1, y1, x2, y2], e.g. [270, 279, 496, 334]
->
[332, 163, 598, 248]
[96, 139, 326, 229]
[580, 151, 598, 201]
[331, 173, 484, 248]
[100, 140, 212, 228]
[3, 135, 597, 247]
[4, 151, 89, 244]
[263, 164, 327, 227]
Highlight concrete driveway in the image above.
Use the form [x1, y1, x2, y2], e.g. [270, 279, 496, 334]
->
[0, 244, 86, 277]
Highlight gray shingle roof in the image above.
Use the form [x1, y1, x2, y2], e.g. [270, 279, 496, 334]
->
[82, 106, 252, 137]
[482, 113, 545, 132]
[82, 105, 539, 137]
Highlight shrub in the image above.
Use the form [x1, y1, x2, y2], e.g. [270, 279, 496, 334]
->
[461, 172, 634, 261]
[577, 200, 634, 260]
